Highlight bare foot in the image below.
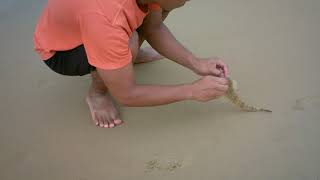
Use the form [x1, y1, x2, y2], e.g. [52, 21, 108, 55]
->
[86, 90, 123, 128]
[134, 47, 164, 64]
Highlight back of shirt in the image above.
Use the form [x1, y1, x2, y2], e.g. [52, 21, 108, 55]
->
[34, 0, 160, 69]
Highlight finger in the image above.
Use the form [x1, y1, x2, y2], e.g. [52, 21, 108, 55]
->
[215, 90, 226, 97]
[211, 68, 221, 76]
[218, 69, 224, 77]
[215, 59, 226, 67]
[222, 65, 228, 77]
[217, 68, 225, 78]
[214, 84, 229, 92]
[213, 77, 228, 85]
[211, 88, 227, 97]
[224, 66, 228, 77]
[216, 60, 228, 77]
[207, 90, 223, 99]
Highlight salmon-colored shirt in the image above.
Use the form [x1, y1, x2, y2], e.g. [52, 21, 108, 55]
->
[34, 0, 160, 69]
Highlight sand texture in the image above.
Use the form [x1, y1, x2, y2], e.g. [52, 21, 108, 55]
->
[1, 0, 320, 180]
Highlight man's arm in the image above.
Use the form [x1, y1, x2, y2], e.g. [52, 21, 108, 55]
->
[97, 63, 193, 107]
[139, 10, 200, 72]
[97, 62, 228, 107]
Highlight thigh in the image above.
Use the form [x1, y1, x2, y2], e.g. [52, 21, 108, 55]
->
[44, 45, 96, 76]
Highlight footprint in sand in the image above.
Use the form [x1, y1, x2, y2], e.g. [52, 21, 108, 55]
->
[145, 157, 192, 173]
[145, 159, 183, 173]
[292, 96, 320, 111]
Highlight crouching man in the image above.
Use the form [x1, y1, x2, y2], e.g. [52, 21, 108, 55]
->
[34, 0, 229, 128]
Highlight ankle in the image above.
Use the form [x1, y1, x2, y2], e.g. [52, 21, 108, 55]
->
[89, 83, 108, 95]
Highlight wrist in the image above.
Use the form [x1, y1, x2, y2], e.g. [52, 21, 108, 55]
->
[183, 83, 194, 100]
[187, 55, 201, 73]
[189, 57, 205, 75]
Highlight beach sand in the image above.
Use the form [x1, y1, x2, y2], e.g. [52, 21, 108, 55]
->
[1, 0, 320, 179]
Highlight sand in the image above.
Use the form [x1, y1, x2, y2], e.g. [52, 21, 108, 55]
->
[1, 0, 320, 179]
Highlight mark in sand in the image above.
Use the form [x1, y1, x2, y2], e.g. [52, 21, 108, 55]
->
[145, 158, 183, 173]
[225, 77, 272, 112]
[292, 95, 320, 111]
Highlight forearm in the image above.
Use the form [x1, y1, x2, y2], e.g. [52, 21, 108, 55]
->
[121, 84, 192, 107]
[144, 24, 200, 71]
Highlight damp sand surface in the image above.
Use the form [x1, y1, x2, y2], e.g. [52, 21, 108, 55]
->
[1, 0, 320, 180]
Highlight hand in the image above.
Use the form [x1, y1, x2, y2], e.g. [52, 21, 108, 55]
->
[193, 57, 228, 77]
[190, 76, 229, 102]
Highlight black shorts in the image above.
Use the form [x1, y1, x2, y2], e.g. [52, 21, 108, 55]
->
[43, 45, 96, 76]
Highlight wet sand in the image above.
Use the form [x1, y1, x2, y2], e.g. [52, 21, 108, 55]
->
[1, 0, 320, 179]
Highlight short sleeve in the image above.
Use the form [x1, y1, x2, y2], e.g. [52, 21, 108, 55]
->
[79, 13, 132, 70]
[148, 3, 161, 11]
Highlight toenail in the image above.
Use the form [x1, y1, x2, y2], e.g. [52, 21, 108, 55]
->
[114, 119, 122, 124]
[108, 123, 114, 127]
[104, 124, 108, 128]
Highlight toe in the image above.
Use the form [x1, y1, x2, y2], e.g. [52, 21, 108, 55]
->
[92, 113, 99, 126]
[114, 119, 123, 125]
[97, 115, 106, 128]
[101, 117, 109, 128]
[94, 113, 102, 127]
[103, 121, 109, 128]
[102, 121, 108, 128]
[108, 122, 115, 128]
[108, 120, 115, 128]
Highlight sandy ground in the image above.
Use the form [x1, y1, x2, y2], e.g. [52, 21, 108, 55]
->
[1, 0, 320, 179]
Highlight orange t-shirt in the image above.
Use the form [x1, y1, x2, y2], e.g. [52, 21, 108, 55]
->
[34, 0, 161, 70]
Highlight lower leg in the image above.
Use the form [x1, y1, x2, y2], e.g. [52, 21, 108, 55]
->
[89, 71, 108, 94]
[86, 71, 122, 128]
